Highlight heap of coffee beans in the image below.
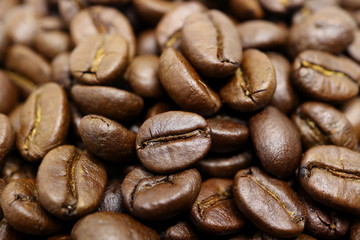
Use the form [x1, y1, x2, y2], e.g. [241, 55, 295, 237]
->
[1, 0, 360, 239]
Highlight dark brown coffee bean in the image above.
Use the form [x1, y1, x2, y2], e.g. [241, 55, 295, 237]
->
[8, 104, 23, 133]
[121, 167, 201, 220]
[0, 114, 15, 164]
[1, 153, 36, 183]
[267, 52, 299, 115]
[70, 34, 128, 85]
[292, 101, 358, 150]
[292, 50, 360, 103]
[136, 111, 211, 173]
[182, 10, 242, 78]
[164, 221, 199, 240]
[58, 0, 87, 27]
[233, 167, 307, 238]
[136, 29, 159, 56]
[16, 82, 70, 162]
[347, 30, 360, 63]
[6, 44, 52, 85]
[196, 150, 253, 178]
[51, 52, 72, 91]
[145, 101, 173, 120]
[0, 22, 9, 63]
[237, 20, 288, 50]
[228, 0, 264, 20]
[71, 212, 160, 240]
[70, 5, 135, 60]
[191, 178, 245, 235]
[1, 178, 63, 235]
[124, 54, 165, 99]
[0, 217, 25, 240]
[98, 180, 124, 213]
[249, 106, 302, 179]
[299, 145, 360, 214]
[288, 6, 356, 58]
[0, 70, 18, 114]
[38, 16, 65, 31]
[71, 85, 143, 123]
[37, 145, 107, 220]
[298, 189, 349, 239]
[79, 115, 136, 163]
[155, 2, 206, 51]
[35, 31, 71, 61]
[220, 49, 276, 112]
[207, 117, 249, 153]
[342, 97, 360, 141]
[159, 48, 221, 116]
[259, 0, 304, 14]
[350, 220, 360, 240]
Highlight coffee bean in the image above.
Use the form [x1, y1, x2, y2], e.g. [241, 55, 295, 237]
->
[79, 114, 136, 163]
[145, 101, 173, 120]
[71, 212, 160, 240]
[292, 49, 360, 103]
[121, 167, 201, 220]
[136, 29, 159, 56]
[181, 9, 242, 78]
[98, 180, 124, 213]
[220, 49, 276, 112]
[0, 70, 18, 114]
[233, 167, 307, 238]
[16, 82, 70, 162]
[250, 106, 302, 179]
[228, 0, 264, 20]
[259, 0, 304, 14]
[36, 145, 107, 220]
[350, 220, 360, 240]
[51, 52, 72, 91]
[164, 221, 199, 240]
[1, 153, 36, 183]
[155, 2, 206, 51]
[58, 0, 87, 27]
[70, 5, 135, 60]
[299, 145, 360, 214]
[347, 30, 360, 63]
[71, 84, 143, 123]
[124, 54, 165, 99]
[292, 101, 358, 150]
[342, 97, 360, 141]
[288, 6, 356, 58]
[0, 114, 15, 163]
[34, 30, 71, 60]
[159, 48, 221, 117]
[136, 111, 211, 173]
[70, 34, 128, 85]
[196, 150, 253, 178]
[207, 117, 249, 153]
[237, 20, 288, 50]
[190, 178, 245, 235]
[0, 217, 25, 240]
[1, 178, 63, 235]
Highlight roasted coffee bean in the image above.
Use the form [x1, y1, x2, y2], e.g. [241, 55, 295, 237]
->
[98, 180, 124, 213]
[70, 34, 128, 85]
[1, 178, 63, 235]
[70, 5, 135, 60]
[233, 167, 307, 238]
[136, 29, 159, 56]
[292, 50, 360, 103]
[136, 111, 211, 173]
[155, 2, 206, 51]
[8, 104, 22, 133]
[299, 145, 360, 214]
[159, 48, 221, 117]
[145, 101, 173, 120]
[5, 71, 36, 99]
[237, 20, 288, 50]
[6, 44, 52, 84]
[0, 114, 15, 163]
[196, 150, 253, 178]
[79, 115, 136, 163]
[292, 101, 358, 150]
[34, 30, 71, 60]
[190, 178, 245, 235]
[16, 82, 70, 162]
[1, 153, 36, 183]
[71, 85, 143, 123]
[350, 220, 360, 240]
[207, 117, 249, 153]
[0, 70, 18, 114]
[71, 212, 160, 240]
[121, 167, 201, 220]
[58, 0, 87, 27]
[267, 52, 299, 115]
[259, 0, 304, 14]
[298, 189, 349, 239]
[38, 16, 65, 31]
[250, 106, 302, 179]
[288, 6, 356, 58]
[0, 217, 25, 240]
[181, 10, 242, 78]
[164, 221, 199, 240]
[220, 49, 276, 112]
[347, 30, 360, 63]
[124, 54, 165, 99]
[51, 52, 72, 91]
[36, 145, 107, 220]
[342, 97, 360, 141]
[0, 22, 9, 63]
[228, 0, 264, 20]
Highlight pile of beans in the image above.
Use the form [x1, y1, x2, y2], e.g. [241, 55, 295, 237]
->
[1, 0, 360, 239]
